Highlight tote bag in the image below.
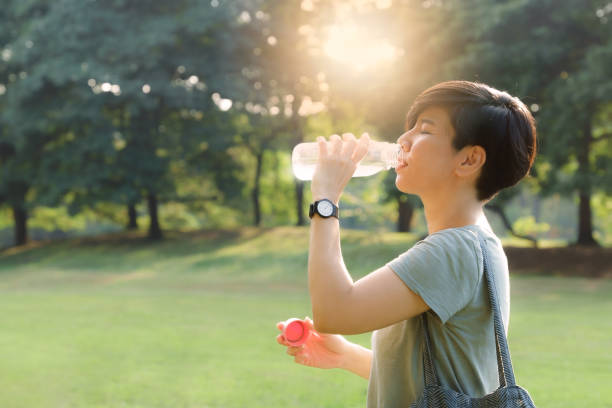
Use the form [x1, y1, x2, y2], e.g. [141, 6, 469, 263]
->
[410, 233, 536, 408]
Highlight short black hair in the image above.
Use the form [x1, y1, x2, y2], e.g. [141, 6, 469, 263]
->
[406, 81, 537, 201]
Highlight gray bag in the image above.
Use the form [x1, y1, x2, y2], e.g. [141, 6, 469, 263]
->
[410, 233, 536, 407]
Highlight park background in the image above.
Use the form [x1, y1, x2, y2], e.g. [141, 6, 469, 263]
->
[0, 0, 611, 407]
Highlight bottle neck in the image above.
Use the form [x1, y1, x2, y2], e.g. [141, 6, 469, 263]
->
[378, 142, 400, 169]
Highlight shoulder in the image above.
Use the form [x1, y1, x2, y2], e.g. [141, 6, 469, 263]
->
[416, 225, 485, 266]
[389, 225, 500, 283]
[386, 225, 494, 324]
[403, 225, 493, 293]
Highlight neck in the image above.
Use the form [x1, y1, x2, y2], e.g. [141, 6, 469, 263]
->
[421, 185, 488, 235]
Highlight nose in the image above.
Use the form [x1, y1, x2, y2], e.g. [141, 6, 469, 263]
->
[396, 133, 412, 164]
[397, 132, 412, 152]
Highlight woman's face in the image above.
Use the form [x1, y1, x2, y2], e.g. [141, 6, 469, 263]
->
[394, 106, 460, 197]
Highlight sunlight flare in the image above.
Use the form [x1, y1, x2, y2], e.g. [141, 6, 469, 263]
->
[323, 23, 400, 72]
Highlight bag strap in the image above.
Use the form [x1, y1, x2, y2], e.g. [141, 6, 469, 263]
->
[421, 314, 439, 386]
[421, 230, 516, 388]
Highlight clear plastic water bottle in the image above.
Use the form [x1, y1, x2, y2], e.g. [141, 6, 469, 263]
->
[291, 140, 401, 181]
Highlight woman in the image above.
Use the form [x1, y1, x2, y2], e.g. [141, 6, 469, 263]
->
[276, 81, 537, 406]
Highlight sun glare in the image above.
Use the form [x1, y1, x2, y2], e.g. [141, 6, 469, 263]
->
[323, 23, 400, 72]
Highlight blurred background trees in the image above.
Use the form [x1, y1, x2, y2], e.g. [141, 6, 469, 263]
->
[0, 0, 610, 248]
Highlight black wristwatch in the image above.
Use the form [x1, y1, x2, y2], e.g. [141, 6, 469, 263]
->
[309, 199, 339, 219]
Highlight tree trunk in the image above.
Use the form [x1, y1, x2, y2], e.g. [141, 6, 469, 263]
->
[12, 205, 27, 246]
[127, 202, 138, 230]
[252, 151, 263, 226]
[485, 203, 538, 247]
[146, 192, 163, 240]
[292, 96, 306, 227]
[577, 192, 597, 246]
[397, 197, 414, 232]
[575, 116, 598, 246]
[295, 180, 305, 226]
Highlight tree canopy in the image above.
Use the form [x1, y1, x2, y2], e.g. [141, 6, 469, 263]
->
[0, 0, 610, 247]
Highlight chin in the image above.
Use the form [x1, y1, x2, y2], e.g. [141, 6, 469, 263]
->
[395, 177, 414, 195]
[396, 174, 426, 197]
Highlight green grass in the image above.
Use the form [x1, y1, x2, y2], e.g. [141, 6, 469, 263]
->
[0, 227, 611, 407]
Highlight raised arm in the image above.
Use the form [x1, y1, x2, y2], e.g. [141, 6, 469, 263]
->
[308, 133, 429, 335]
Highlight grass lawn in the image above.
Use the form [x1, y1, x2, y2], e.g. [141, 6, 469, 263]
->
[0, 227, 611, 407]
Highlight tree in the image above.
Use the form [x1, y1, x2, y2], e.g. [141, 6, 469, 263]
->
[441, 0, 612, 245]
[248, 0, 329, 226]
[539, 37, 612, 246]
[308, 0, 455, 233]
[0, 1, 66, 246]
[1, 0, 256, 243]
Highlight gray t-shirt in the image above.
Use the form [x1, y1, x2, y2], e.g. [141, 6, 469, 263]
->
[367, 224, 510, 407]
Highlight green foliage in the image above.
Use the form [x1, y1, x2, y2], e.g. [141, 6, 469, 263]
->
[512, 216, 550, 238]
[0, 0, 610, 244]
[592, 193, 612, 246]
[28, 206, 88, 231]
[420, 0, 611, 243]
[0, 0, 259, 239]
[258, 150, 296, 224]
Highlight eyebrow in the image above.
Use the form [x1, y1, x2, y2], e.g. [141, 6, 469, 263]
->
[420, 118, 436, 126]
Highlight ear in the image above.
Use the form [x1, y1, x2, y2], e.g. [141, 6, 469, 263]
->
[454, 145, 486, 178]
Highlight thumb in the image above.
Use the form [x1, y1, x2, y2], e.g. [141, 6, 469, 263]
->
[303, 317, 323, 341]
[304, 316, 315, 330]
[304, 316, 322, 336]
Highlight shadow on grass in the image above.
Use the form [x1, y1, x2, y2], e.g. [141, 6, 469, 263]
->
[0, 228, 260, 264]
[2, 227, 609, 279]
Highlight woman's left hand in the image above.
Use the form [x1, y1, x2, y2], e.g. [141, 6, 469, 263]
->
[311, 133, 370, 204]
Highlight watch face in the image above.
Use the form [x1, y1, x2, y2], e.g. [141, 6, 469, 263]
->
[317, 200, 334, 217]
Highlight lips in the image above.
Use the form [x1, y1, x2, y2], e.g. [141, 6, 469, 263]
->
[395, 150, 408, 172]
[396, 154, 408, 171]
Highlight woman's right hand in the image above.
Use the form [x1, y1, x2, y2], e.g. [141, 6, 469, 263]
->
[276, 317, 353, 369]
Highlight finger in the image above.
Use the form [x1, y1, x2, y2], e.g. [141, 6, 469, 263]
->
[303, 318, 323, 340]
[304, 317, 324, 336]
[352, 133, 370, 164]
[276, 322, 284, 331]
[302, 317, 316, 339]
[316, 136, 328, 159]
[330, 134, 342, 155]
[304, 316, 317, 331]
[277, 334, 289, 346]
[341, 133, 357, 158]
[286, 346, 302, 356]
[295, 350, 311, 366]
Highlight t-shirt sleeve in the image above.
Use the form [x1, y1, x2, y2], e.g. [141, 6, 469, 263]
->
[386, 229, 482, 324]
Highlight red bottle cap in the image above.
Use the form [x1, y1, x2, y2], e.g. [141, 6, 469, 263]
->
[283, 318, 310, 346]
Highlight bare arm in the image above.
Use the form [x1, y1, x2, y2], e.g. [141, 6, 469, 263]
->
[308, 134, 428, 335]
[309, 216, 428, 334]
[339, 341, 372, 380]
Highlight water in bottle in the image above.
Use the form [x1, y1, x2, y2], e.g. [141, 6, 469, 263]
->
[292, 140, 401, 181]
